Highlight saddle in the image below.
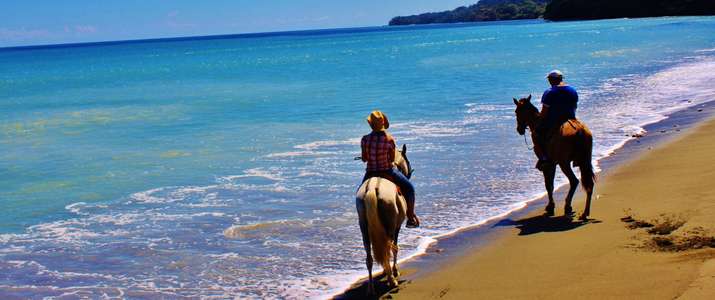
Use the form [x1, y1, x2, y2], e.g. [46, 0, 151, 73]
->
[538, 118, 583, 143]
[537, 118, 585, 168]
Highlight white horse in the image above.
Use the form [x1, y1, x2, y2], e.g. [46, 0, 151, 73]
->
[355, 144, 413, 295]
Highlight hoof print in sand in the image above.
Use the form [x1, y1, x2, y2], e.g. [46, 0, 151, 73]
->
[622, 211, 715, 252]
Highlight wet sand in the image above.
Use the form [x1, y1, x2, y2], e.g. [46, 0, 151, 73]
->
[337, 102, 715, 299]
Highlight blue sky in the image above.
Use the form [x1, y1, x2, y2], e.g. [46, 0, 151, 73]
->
[0, 0, 476, 47]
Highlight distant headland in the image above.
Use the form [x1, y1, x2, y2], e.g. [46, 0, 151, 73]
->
[389, 0, 548, 25]
[388, 0, 715, 25]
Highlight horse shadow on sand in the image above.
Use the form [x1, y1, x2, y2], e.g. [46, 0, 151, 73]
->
[493, 213, 601, 236]
[335, 273, 406, 300]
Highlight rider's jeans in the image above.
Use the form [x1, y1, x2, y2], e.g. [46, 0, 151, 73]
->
[362, 168, 415, 206]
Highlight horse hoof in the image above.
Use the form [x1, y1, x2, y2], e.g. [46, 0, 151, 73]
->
[389, 278, 399, 288]
[579, 214, 589, 221]
[564, 207, 574, 216]
[366, 282, 376, 296]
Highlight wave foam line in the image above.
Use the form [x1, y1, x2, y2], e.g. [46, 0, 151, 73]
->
[221, 167, 285, 182]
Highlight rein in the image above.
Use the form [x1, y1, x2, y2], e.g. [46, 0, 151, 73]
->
[522, 128, 534, 151]
[355, 152, 413, 178]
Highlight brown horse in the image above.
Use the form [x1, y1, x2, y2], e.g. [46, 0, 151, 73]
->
[513, 95, 595, 220]
[355, 144, 413, 295]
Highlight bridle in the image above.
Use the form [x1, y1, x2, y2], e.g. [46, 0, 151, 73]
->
[515, 102, 537, 151]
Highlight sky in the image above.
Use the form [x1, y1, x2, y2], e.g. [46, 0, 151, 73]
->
[0, 0, 477, 48]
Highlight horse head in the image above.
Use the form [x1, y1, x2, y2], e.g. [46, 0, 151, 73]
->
[394, 144, 413, 179]
[513, 94, 538, 135]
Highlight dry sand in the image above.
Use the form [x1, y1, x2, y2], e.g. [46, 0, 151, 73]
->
[388, 117, 715, 299]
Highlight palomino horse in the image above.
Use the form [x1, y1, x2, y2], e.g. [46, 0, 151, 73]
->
[355, 144, 413, 295]
[513, 95, 595, 220]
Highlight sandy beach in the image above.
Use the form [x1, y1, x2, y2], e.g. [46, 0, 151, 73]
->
[387, 114, 715, 299]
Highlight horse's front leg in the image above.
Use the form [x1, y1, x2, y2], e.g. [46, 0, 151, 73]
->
[559, 162, 579, 216]
[543, 164, 557, 216]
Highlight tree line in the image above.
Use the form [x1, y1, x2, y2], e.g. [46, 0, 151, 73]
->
[389, 0, 549, 25]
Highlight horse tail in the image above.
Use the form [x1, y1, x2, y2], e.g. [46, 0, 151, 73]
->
[364, 188, 395, 272]
[577, 126, 596, 190]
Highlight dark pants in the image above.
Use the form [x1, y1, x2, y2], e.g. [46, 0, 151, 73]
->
[362, 168, 415, 207]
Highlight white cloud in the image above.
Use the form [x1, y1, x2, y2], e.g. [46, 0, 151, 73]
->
[73, 25, 98, 34]
[0, 25, 99, 46]
[0, 27, 52, 41]
[165, 10, 197, 30]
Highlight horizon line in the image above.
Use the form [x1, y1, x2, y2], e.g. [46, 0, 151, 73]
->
[0, 19, 541, 52]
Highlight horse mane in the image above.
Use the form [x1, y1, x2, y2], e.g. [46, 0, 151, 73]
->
[524, 100, 538, 113]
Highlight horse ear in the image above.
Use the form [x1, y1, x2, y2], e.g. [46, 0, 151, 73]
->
[402, 144, 407, 155]
[527, 94, 532, 101]
[513, 98, 519, 105]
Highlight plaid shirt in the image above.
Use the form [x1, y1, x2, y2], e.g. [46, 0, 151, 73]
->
[361, 131, 395, 172]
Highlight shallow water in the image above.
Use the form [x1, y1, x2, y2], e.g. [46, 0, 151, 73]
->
[1, 17, 715, 298]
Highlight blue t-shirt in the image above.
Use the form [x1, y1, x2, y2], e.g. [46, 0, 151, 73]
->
[541, 85, 578, 126]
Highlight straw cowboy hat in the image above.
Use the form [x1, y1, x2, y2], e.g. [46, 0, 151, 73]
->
[366, 110, 390, 131]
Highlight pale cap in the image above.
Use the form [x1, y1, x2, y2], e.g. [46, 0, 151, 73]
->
[546, 69, 564, 79]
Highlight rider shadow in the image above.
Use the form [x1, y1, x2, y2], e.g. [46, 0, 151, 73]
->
[493, 214, 601, 236]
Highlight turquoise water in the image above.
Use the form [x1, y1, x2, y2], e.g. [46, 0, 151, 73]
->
[1, 17, 715, 298]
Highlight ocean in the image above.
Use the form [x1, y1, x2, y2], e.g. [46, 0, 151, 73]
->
[1, 16, 715, 299]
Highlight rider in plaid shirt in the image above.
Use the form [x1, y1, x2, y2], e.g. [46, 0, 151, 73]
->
[361, 110, 420, 228]
[362, 130, 395, 172]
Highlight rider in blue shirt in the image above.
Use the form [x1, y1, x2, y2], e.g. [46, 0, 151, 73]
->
[535, 70, 579, 170]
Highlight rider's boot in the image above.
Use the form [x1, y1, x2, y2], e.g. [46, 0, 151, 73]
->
[534, 144, 550, 171]
[406, 200, 420, 228]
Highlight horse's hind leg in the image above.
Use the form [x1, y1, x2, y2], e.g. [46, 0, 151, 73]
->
[392, 227, 401, 279]
[358, 207, 375, 295]
[581, 179, 594, 221]
[381, 219, 398, 288]
[543, 165, 557, 216]
[559, 162, 579, 216]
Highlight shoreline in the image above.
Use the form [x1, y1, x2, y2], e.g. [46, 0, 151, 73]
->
[334, 100, 715, 299]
